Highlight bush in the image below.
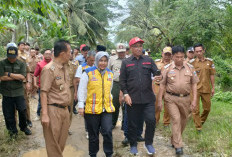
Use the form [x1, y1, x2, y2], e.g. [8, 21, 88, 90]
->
[213, 91, 232, 104]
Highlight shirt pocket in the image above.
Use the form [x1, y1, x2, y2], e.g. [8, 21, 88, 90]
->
[142, 65, 151, 75]
[13, 66, 21, 74]
[184, 71, 192, 83]
[126, 66, 136, 79]
[167, 73, 176, 83]
[55, 77, 65, 91]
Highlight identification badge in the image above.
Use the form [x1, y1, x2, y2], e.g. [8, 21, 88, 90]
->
[60, 85, 64, 91]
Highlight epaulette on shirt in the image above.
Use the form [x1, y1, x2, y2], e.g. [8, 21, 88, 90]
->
[155, 59, 161, 62]
[50, 65, 55, 71]
[20, 56, 26, 60]
[71, 61, 76, 65]
[189, 59, 195, 63]
[164, 63, 171, 69]
[187, 63, 194, 68]
[206, 58, 213, 61]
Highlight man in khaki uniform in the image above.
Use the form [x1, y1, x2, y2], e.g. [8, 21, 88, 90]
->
[67, 52, 78, 134]
[17, 42, 32, 127]
[28, 48, 40, 97]
[40, 40, 71, 157]
[153, 46, 172, 127]
[190, 43, 216, 132]
[158, 46, 198, 155]
[185, 47, 195, 63]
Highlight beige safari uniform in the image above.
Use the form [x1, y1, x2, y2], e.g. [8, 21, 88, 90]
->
[67, 60, 78, 126]
[40, 61, 71, 157]
[153, 59, 171, 126]
[28, 56, 40, 95]
[17, 50, 31, 122]
[190, 57, 216, 130]
[160, 62, 199, 148]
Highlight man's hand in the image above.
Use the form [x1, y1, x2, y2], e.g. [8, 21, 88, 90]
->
[157, 100, 163, 111]
[190, 100, 197, 112]
[124, 94, 132, 106]
[78, 108, 84, 116]
[26, 82, 31, 91]
[4, 72, 8, 76]
[119, 94, 124, 105]
[41, 114, 50, 128]
[154, 75, 163, 82]
[74, 93, 77, 102]
[34, 83, 39, 89]
[211, 87, 215, 97]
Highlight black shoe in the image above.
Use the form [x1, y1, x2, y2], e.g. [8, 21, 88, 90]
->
[9, 132, 18, 139]
[176, 148, 183, 155]
[122, 137, 129, 145]
[197, 130, 202, 134]
[137, 135, 145, 142]
[21, 127, 32, 135]
[27, 120, 33, 128]
[73, 107, 78, 114]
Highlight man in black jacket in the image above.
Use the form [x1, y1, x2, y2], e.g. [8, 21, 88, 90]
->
[120, 37, 162, 155]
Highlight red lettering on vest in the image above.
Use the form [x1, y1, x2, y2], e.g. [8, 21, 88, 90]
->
[126, 64, 135, 67]
[142, 62, 151, 65]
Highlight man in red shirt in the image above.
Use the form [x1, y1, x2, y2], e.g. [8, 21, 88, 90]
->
[33, 49, 52, 120]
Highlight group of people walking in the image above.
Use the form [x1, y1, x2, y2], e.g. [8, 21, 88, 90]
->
[0, 37, 215, 157]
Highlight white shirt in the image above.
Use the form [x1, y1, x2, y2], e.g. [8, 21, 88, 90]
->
[75, 65, 83, 78]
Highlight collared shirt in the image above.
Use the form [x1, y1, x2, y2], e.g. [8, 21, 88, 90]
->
[154, 58, 171, 84]
[120, 55, 159, 104]
[0, 58, 26, 97]
[108, 55, 124, 82]
[40, 61, 71, 106]
[67, 60, 78, 87]
[75, 54, 86, 65]
[190, 57, 216, 93]
[34, 59, 51, 87]
[75, 64, 94, 78]
[28, 56, 40, 73]
[17, 51, 30, 73]
[161, 62, 199, 94]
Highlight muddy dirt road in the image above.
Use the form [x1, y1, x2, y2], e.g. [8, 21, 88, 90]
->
[0, 97, 192, 157]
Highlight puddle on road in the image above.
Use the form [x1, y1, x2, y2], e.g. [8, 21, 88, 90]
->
[22, 145, 85, 157]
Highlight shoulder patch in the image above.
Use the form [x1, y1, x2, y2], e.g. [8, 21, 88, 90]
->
[164, 63, 171, 69]
[21, 56, 26, 60]
[187, 63, 194, 68]
[50, 65, 55, 71]
[155, 59, 161, 62]
[189, 59, 195, 63]
[206, 58, 213, 61]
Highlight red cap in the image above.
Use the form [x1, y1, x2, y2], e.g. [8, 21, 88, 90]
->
[129, 37, 144, 46]
[80, 44, 86, 51]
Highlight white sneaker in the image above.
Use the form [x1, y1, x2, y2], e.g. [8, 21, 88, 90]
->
[86, 132, 89, 139]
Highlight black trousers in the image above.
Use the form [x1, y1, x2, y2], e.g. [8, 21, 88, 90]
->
[2, 96, 27, 134]
[127, 102, 156, 146]
[112, 81, 120, 126]
[85, 112, 113, 157]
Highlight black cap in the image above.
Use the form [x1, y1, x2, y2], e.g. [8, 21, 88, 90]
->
[187, 47, 194, 52]
[6, 43, 18, 58]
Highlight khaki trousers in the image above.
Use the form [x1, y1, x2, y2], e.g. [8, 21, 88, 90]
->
[69, 86, 74, 126]
[43, 105, 70, 157]
[164, 93, 191, 148]
[192, 92, 211, 130]
[154, 84, 170, 125]
[23, 83, 31, 121]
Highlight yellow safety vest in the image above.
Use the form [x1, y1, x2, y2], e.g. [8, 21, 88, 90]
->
[85, 66, 115, 114]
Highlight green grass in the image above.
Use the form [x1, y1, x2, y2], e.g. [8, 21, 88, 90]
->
[158, 100, 232, 156]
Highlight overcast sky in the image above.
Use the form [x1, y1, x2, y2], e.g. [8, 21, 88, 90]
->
[108, 0, 129, 43]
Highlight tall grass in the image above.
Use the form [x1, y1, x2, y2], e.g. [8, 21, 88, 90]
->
[158, 100, 232, 156]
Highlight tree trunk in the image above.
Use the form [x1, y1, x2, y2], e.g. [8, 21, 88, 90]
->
[25, 20, 29, 42]
[11, 20, 16, 42]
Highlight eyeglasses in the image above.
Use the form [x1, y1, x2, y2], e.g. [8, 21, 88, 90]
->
[131, 45, 143, 48]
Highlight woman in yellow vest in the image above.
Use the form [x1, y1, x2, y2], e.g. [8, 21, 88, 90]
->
[78, 51, 115, 157]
